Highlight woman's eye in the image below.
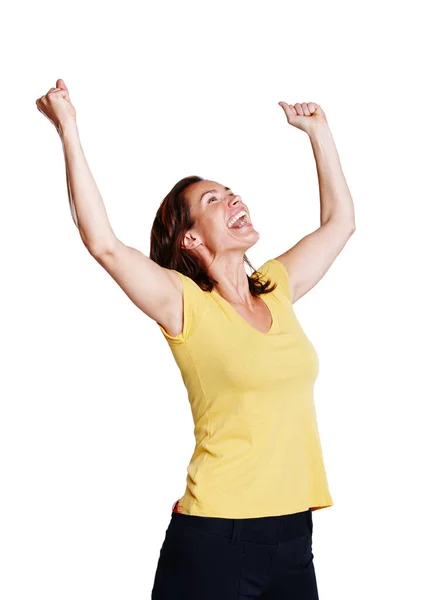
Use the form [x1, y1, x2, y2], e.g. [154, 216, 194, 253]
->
[208, 192, 235, 204]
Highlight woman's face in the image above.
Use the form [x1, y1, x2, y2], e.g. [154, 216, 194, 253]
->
[183, 180, 259, 258]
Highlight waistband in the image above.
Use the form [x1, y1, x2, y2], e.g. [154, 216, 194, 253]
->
[169, 507, 313, 545]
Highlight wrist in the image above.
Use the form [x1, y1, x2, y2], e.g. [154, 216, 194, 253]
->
[308, 121, 331, 140]
[58, 118, 78, 139]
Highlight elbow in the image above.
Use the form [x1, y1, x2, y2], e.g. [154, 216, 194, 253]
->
[78, 226, 119, 258]
[83, 235, 118, 259]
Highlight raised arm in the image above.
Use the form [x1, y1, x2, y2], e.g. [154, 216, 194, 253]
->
[36, 79, 181, 331]
[276, 101, 356, 302]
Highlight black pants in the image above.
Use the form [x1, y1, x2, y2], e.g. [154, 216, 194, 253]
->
[151, 507, 319, 599]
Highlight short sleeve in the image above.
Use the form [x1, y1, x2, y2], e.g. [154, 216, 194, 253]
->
[156, 270, 210, 344]
[255, 258, 292, 302]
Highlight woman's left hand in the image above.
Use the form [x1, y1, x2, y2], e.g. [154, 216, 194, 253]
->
[278, 101, 328, 135]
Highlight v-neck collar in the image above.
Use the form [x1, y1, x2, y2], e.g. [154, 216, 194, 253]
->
[210, 289, 278, 336]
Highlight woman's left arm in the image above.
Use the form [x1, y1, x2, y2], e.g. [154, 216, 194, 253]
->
[274, 102, 356, 303]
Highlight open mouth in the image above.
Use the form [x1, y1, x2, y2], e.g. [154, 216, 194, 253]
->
[227, 210, 250, 229]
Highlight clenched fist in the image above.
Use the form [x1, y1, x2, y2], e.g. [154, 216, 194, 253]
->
[36, 79, 76, 134]
[278, 101, 328, 135]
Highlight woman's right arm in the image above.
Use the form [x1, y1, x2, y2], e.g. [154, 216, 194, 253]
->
[37, 80, 182, 331]
[60, 120, 182, 331]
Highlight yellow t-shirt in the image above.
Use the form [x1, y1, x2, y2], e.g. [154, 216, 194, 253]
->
[157, 258, 333, 518]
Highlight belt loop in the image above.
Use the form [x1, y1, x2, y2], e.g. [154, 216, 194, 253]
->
[230, 519, 243, 545]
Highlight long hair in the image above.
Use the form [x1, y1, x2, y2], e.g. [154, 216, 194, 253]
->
[149, 175, 277, 296]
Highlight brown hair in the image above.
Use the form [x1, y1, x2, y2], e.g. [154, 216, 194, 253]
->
[149, 175, 277, 296]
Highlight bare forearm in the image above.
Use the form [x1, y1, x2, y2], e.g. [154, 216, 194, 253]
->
[60, 120, 117, 254]
[308, 123, 356, 230]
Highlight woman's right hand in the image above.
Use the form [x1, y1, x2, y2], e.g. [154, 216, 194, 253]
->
[36, 78, 77, 134]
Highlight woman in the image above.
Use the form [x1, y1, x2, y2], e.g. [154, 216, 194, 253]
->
[36, 79, 356, 599]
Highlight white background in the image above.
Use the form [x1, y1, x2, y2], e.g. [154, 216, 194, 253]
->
[1, 0, 442, 598]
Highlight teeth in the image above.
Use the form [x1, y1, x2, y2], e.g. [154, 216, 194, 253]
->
[228, 210, 248, 228]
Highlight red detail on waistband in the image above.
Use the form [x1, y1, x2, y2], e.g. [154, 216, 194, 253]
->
[172, 498, 183, 513]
